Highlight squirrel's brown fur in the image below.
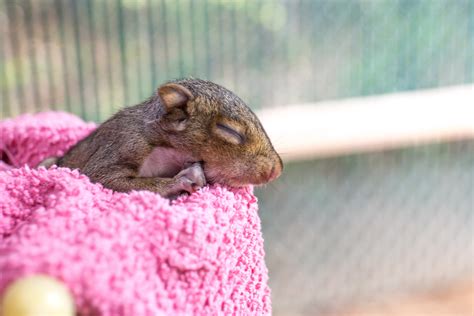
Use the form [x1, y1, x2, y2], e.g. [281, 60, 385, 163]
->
[48, 78, 282, 198]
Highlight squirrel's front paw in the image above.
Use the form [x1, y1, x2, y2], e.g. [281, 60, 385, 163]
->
[174, 162, 206, 194]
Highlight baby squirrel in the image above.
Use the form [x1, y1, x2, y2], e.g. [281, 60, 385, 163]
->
[42, 78, 282, 198]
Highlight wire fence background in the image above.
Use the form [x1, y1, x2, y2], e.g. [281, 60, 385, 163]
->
[1, 0, 473, 120]
[1, 0, 473, 314]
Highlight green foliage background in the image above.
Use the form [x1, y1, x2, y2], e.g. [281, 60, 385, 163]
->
[1, 0, 473, 120]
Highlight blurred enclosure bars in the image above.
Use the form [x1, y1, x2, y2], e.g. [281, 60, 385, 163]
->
[1, 0, 473, 315]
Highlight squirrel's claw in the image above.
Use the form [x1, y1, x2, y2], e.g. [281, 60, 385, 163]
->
[175, 162, 206, 194]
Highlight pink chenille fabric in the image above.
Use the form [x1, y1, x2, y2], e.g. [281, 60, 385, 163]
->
[0, 112, 271, 315]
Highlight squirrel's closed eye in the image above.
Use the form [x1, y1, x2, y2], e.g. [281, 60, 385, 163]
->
[216, 123, 245, 145]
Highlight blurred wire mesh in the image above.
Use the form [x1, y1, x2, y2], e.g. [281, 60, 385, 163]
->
[1, 0, 473, 119]
[257, 141, 473, 314]
[1, 0, 473, 315]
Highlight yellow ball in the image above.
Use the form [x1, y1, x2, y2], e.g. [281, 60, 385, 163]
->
[1, 275, 75, 316]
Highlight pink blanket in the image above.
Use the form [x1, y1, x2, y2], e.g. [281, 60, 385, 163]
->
[0, 112, 271, 315]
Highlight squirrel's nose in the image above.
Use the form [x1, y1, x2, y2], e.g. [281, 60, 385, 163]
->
[267, 159, 283, 182]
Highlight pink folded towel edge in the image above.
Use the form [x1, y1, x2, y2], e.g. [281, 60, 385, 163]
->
[0, 112, 271, 315]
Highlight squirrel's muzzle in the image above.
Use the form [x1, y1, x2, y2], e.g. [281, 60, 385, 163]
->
[267, 160, 283, 182]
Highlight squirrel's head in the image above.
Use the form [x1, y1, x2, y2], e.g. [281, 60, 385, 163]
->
[155, 78, 282, 187]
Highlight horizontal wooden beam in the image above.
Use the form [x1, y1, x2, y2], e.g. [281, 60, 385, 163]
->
[257, 85, 474, 162]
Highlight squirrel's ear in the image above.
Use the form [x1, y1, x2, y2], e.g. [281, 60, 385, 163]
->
[158, 83, 194, 110]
